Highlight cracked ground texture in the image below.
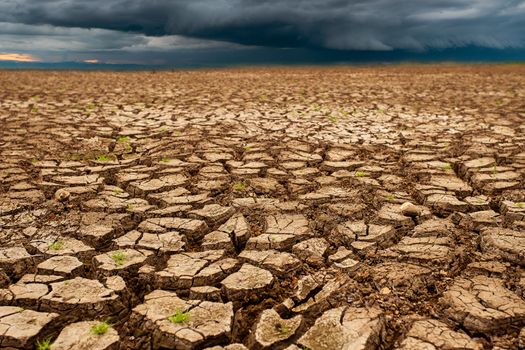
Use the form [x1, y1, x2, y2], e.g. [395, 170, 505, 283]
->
[0, 65, 525, 349]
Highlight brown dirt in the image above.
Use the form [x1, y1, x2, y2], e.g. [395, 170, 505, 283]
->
[0, 65, 524, 349]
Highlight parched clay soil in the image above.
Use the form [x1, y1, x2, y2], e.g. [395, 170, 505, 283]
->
[0, 65, 525, 349]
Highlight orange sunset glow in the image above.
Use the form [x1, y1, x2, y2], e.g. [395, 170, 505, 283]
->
[0, 53, 40, 62]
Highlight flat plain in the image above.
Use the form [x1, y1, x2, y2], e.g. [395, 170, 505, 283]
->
[0, 65, 525, 349]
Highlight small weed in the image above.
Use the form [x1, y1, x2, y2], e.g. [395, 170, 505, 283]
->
[113, 187, 123, 194]
[90, 321, 111, 335]
[386, 194, 396, 201]
[493, 162, 497, 177]
[126, 203, 134, 210]
[111, 251, 126, 266]
[355, 171, 367, 177]
[96, 155, 111, 162]
[36, 338, 52, 350]
[48, 240, 64, 250]
[328, 115, 338, 123]
[86, 103, 96, 110]
[168, 310, 190, 324]
[278, 325, 289, 335]
[243, 146, 252, 152]
[116, 136, 130, 143]
[31, 159, 39, 164]
[516, 202, 525, 208]
[233, 182, 246, 191]
[160, 157, 172, 163]
[443, 163, 453, 171]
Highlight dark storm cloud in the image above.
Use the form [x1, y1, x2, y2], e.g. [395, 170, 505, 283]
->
[1, 0, 525, 51]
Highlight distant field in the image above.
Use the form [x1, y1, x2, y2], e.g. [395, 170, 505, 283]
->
[0, 65, 524, 349]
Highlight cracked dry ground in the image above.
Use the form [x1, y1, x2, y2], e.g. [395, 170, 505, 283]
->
[0, 65, 525, 350]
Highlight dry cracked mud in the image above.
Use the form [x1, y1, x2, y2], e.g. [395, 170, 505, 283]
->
[0, 65, 524, 349]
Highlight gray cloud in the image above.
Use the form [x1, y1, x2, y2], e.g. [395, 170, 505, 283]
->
[0, 0, 524, 51]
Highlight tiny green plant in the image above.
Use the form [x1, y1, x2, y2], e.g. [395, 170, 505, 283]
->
[243, 146, 252, 152]
[96, 154, 111, 162]
[160, 157, 171, 163]
[113, 187, 123, 194]
[443, 163, 453, 171]
[111, 251, 126, 266]
[493, 162, 497, 177]
[278, 325, 289, 335]
[90, 321, 111, 335]
[516, 202, 525, 208]
[168, 310, 190, 324]
[355, 171, 366, 177]
[233, 182, 246, 191]
[328, 115, 338, 123]
[49, 240, 64, 250]
[386, 194, 396, 201]
[116, 136, 130, 143]
[36, 338, 52, 350]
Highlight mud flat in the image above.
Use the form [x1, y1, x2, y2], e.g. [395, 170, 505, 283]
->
[0, 65, 524, 349]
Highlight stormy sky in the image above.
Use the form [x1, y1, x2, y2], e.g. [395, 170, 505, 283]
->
[0, 0, 524, 65]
